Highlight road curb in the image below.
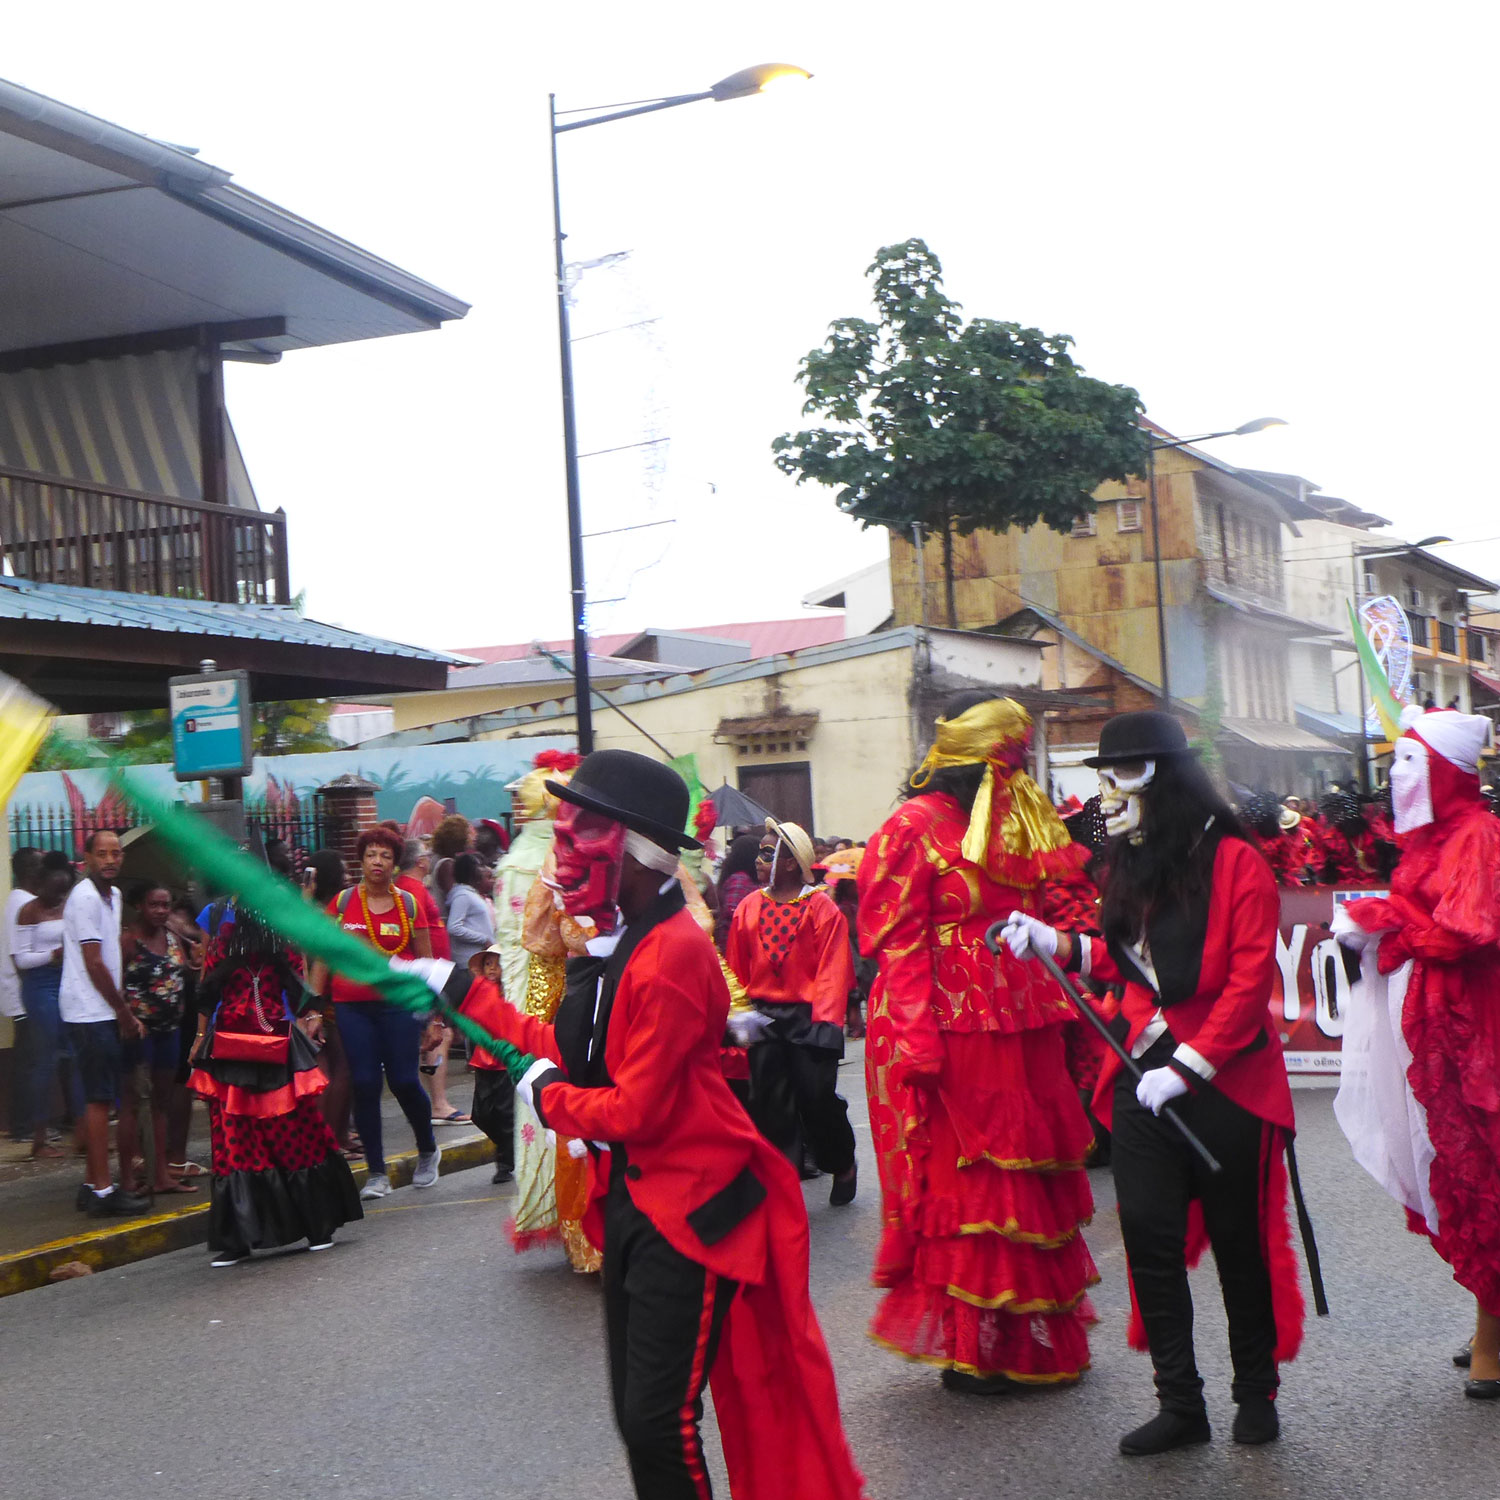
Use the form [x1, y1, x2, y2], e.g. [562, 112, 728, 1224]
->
[0, 1131, 494, 1299]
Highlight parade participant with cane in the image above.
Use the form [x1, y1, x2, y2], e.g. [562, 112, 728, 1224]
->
[397, 750, 864, 1500]
[858, 691, 1102, 1394]
[1333, 707, 1500, 1399]
[1001, 710, 1305, 1455]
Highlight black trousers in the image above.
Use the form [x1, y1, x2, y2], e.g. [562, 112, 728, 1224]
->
[747, 1037, 855, 1175]
[470, 1068, 515, 1172]
[604, 1168, 738, 1499]
[1111, 1035, 1278, 1414]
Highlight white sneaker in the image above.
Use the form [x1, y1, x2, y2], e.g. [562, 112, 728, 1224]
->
[308, 1239, 334, 1252]
[413, 1145, 442, 1189]
[360, 1173, 392, 1201]
[211, 1250, 249, 1268]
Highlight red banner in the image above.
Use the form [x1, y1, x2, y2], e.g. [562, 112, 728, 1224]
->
[1271, 887, 1386, 1075]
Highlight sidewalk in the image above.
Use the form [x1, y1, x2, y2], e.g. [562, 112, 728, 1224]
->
[0, 1062, 497, 1297]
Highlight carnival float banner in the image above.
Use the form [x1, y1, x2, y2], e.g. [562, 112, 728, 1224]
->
[1272, 887, 1387, 1075]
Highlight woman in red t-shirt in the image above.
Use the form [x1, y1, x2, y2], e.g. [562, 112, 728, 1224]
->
[308, 827, 437, 1200]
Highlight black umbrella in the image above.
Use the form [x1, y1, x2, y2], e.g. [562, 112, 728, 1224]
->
[709, 782, 774, 830]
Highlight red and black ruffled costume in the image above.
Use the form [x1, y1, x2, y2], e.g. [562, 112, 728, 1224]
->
[858, 787, 1101, 1384]
[189, 936, 361, 1256]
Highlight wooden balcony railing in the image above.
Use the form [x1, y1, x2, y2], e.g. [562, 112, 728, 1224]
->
[0, 464, 289, 605]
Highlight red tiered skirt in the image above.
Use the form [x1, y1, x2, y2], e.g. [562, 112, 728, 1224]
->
[868, 1025, 1098, 1382]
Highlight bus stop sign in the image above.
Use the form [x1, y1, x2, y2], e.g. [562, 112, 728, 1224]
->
[168, 670, 253, 782]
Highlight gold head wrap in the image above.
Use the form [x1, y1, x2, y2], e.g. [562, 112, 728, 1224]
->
[909, 698, 1072, 869]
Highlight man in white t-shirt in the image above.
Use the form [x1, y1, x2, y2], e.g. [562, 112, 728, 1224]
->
[60, 830, 148, 1217]
[3, 846, 42, 1139]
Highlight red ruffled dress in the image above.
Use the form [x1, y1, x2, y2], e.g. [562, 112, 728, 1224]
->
[857, 789, 1100, 1383]
[189, 939, 361, 1256]
[1346, 783, 1500, 1315]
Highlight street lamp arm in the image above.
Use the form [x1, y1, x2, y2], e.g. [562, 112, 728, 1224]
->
[554, 91, 715, 134]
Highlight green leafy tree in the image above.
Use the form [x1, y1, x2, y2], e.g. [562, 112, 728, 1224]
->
[255, 699, 337, 755]
[773, 239, 1148, 626]
[31, 723, 105, 771]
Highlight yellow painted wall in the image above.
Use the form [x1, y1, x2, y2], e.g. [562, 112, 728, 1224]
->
[475, 645, 918, 839]
[889, 456, 1203, 688]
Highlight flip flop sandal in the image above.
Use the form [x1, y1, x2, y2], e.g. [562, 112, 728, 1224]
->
[168, 1161, 209, 1178]
[432, 1110, 471, 1126]
[154, 1179, 200, 1194]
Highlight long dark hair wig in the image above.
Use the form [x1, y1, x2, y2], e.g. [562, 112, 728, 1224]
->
[1099, 754, 1248, 945]
[903, 688, 1000, 812]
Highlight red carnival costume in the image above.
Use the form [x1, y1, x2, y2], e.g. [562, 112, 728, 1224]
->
[858, 698, 1101, 1386]
[1336, 710, 1500, 1333]
[420, 751, 864, 1499]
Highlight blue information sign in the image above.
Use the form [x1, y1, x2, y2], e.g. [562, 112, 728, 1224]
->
[168, 670, 253, 781]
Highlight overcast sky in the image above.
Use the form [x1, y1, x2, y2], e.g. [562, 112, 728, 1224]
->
[9, 3, 1499, 653]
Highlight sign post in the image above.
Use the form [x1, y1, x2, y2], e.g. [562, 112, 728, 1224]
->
[168, 667, 253, 786]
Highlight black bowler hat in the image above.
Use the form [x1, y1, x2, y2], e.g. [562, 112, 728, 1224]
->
[545, 749, 698, 851]
[1083, 710, 1196, 767]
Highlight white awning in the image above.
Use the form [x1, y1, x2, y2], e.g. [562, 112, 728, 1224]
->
[0, 77, 468, 359]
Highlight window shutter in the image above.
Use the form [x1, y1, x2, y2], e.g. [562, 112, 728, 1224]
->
[1070, 512, 1097, 538]
[1115, 499, 1143, 533]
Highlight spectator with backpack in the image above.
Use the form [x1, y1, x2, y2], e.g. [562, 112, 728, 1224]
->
[306, 827, 440, 1200]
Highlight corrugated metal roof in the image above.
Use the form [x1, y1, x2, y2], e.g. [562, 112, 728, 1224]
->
[450, 617, 848, 665]
[0, 576, 462, 663]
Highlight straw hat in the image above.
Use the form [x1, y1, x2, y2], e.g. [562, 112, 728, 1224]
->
[765, 817, 816, 886]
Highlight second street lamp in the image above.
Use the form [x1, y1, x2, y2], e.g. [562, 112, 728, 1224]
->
[550, 64, 810, 753]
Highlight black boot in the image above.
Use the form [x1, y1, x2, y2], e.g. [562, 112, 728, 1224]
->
[1231, 1398, 1280, 1445]
[1119, 1408, 1211, 1457]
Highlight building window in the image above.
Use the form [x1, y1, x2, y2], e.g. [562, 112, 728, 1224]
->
[1070, 511, 1097, 538]
[1115, 499, 1143, 534]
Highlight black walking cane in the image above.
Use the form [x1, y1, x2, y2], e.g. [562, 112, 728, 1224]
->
[983, 921, 1222, 1176]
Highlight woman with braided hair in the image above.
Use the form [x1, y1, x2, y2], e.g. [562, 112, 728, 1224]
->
[188, 910, 361, 1266]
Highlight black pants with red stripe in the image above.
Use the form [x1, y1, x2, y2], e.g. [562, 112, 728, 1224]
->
[604, 1165, 739, 1499]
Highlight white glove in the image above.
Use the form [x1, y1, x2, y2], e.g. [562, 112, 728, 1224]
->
[566, 1137, 589, 1161]
[389, 956, 455, 993]
[1000, 911, 1059, 961]
[726, 1010, 775, 1048]
[1329, 905, 1378, 954]
[517, 1056, 556, 1114]
[1135, 1066, 1190, 1116]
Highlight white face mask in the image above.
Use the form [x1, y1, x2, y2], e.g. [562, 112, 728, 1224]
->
[1390, 738, 1433, 833]
[1098, 760, 1156, 842]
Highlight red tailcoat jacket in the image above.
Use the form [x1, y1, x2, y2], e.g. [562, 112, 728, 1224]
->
[1076, 836, 1295, 1132]
[454, 896, 865, 1500]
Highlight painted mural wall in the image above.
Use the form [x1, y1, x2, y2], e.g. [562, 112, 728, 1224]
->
[12, 737, 575, 835]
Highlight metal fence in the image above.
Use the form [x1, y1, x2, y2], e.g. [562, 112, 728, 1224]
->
[9, 799, 343, 869]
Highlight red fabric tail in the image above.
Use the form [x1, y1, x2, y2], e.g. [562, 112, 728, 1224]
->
[1262, 1130, 1307, 1363]
[710, 1147, 866, 1500]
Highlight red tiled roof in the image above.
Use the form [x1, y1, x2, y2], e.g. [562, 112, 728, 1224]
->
[448, 617, 846, 665]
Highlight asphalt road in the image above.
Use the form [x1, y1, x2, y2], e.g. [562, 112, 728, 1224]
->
[1, 1061, 1495, 1500]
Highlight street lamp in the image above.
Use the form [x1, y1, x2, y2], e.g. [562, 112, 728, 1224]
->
[1347, 534, 1453, 789]
[550, 64, 811, 752]
[1143, 418, 1288, 704]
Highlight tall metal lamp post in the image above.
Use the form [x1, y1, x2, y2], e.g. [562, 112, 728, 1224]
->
[550, 63, 811, 753]
[1144, 417, 1287, 704]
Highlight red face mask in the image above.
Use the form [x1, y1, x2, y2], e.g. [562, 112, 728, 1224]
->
[550, 802, 626, 933]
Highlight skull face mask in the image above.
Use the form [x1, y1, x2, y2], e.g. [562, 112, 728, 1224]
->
[1098, 760, 1156, 842]
[549, 802, 626, 933]
[1390, 737, 1434, 834]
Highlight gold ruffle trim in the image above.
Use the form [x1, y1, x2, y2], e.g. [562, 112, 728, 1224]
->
[867, 1331, 1090, 1384]
[957, 1215, 1093, 1247]
[944, 1274, 1101, 1314]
